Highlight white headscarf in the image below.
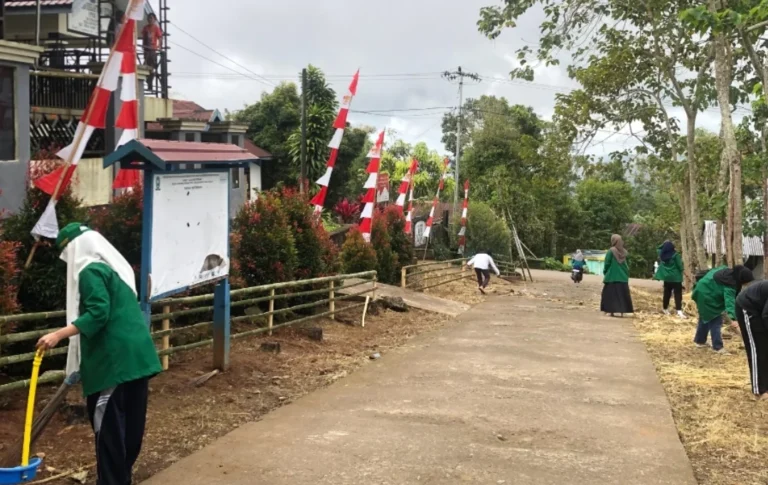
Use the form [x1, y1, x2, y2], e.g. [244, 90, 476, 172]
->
[61, 229, 136, 376]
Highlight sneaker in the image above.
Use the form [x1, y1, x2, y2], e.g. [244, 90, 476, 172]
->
[677, 311, 688, 319]
[714, 348, 729, 355]
[663, 309, 671, 316]
[695, 343, 708, 348]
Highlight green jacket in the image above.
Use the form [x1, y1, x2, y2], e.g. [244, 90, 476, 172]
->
[654, 251, 684, 283]
[691, 265, 737, 322]
[603, 250, 629, 283]
[73, 262, 162, 396]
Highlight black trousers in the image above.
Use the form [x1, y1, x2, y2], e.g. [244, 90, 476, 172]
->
[87, 378, 149, 485]
[736, 306, 768, 396]
[475, 268, 490, 288]
[663, 282, 683, 311]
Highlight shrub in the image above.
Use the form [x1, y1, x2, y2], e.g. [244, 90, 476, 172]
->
[88, 184, 143, 285]
[3, 186, 87, 313]
[0, 201, 20, 315]
[340, 226, 377, 274]
[333, 198, 360, 224]
[542, 257, 570, 272]
[382, 205, 414, 273]
[371, 215, 398, 284]
[451, 201, 511, 259]
[280, 187, 338, 279]
[232, 192, 298, 288]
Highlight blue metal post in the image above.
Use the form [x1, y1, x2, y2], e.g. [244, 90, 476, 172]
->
[139, 169, 154, 327]
[212, 278, 231, 370]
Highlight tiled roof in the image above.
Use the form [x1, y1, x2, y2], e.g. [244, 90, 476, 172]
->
[173, 100, 214, 122]
[244, 139, 272, 159]
[6, 0, 73, 7]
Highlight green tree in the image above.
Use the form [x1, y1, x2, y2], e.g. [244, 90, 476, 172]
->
[576, 179, 634, 250]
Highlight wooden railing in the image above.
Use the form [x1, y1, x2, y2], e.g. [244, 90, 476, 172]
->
[0, 271, 377, 394]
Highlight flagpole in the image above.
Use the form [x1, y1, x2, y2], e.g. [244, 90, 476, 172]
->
[25, 0, 139, 268]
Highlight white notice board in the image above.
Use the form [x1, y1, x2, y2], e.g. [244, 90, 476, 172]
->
[150, 172, 230, 299]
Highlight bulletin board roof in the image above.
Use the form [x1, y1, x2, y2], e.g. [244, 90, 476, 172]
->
[103, 139, 257, 171]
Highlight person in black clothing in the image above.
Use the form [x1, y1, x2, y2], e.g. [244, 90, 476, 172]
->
[735, 281, 768, 399]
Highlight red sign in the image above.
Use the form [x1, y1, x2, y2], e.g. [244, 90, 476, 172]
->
[376, 173, 390, 203]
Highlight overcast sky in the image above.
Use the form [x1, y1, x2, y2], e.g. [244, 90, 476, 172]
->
[149, 0, 734, 157]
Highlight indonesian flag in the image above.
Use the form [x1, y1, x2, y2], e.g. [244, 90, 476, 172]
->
[422, 158, 450, 239]
[395, 159, 417, 214]
[458, 179, 470, 254]
[310, 70, 360, 214]
[31, 0, 146, 239]
[359, 130, 385, 243]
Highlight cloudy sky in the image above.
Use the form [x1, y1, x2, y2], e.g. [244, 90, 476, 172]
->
[147, 0, 735, 157]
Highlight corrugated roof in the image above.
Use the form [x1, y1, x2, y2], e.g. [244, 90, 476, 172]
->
[703, 220, 764, 257]
[140, 139, 256, 163]
[244, 139, 272, 159]
[6, 0, 72, 7]
[173, 100, 216, 122]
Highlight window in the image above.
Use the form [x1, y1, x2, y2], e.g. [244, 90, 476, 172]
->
[185, 133, 196, 142]
[0, 66, 15, 161]
[231, 168, 240, 189]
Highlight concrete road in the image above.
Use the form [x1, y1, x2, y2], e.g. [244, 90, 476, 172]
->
[142, 276, 694, 485]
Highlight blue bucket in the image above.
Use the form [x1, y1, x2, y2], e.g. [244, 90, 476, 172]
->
[0, 458, 43, 484]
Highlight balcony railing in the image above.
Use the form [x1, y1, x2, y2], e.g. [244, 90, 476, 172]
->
[30, 70, 98, 112]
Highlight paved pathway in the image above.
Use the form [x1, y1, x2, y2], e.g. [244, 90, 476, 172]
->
[143, 277, 694, 484]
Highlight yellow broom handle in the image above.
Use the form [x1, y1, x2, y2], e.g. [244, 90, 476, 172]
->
[22, 349, 44, 467]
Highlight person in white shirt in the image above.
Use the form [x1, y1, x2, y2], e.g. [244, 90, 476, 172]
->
[466, 251, 500, 294]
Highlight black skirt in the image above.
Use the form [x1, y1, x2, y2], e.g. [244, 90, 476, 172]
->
[601, 282, 634, 314]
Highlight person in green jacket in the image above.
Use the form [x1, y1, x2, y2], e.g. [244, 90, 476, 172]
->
[600, 234, 634, 316]
[37, 223, 162, 485]
[653, 240, 686, 319]
[691, 265, 754, 353]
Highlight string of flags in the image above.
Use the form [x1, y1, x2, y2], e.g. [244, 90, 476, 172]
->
[458, 179, 469, 254]
[310, 70, 360, 214]
[422, 158, 450, 240]
[359, 130, 386, 242]
[31, 0, 146, 239]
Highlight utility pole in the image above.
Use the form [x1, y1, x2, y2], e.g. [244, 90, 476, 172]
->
[442, 66, 480, 217]
[300, 67, 308, 194]
[35, 0, 41, 47]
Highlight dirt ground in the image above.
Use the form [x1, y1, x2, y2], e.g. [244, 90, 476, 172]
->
[0, 302, 451, 484]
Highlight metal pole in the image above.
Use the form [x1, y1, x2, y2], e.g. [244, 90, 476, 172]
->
[300, 67, 308, 193]
[454, 66, 463, 218]
[35, 0, 41, 47]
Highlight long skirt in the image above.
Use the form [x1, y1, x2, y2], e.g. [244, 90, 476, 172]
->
[601, 282, 634, 314]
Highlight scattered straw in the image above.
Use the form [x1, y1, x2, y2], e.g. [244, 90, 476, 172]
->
[631, 288, 768, 485]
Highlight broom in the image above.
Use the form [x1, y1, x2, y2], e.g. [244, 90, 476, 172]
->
[0, 372, 79, 468]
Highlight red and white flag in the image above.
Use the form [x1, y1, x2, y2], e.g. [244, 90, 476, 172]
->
[310, 70, 360, 214]
[395, 158, 417, 215]
[31, 0, 146, 239]
[359, 130, 385, 243]
[457, 179, 469, 254]
[422, 158, 450, 239]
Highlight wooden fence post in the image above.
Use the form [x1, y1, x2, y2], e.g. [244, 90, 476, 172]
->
[161, 305, 170, 371]
[268, 289, 275, 336]
[401, 267, 407, 288]
[329, 280, 335, 320]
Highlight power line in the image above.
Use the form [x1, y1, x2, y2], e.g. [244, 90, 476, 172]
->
[169, 21, 277, 88]
[168, 41, 276, 87]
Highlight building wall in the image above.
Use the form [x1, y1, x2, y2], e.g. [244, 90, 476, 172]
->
[0, 60, 31, 214]
[248, 162, 262, 200]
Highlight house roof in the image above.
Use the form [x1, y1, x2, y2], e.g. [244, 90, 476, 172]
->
[5, 0, 73, 7]
[244, 139, 272, 159]
[103, 139, 257, 171]
[172, 100, 219, 122]
[703, 220, 764, 257]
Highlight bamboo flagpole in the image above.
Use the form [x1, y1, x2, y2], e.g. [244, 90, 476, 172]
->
[26, 0, 146, 267]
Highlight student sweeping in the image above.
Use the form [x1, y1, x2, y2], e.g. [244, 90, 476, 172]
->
[735, 281, 768, 399]
[691, 265, 754, 354]
[600, 234, 634, 316]
[653, 240, 686, 318]
[37, 223, 162, 485]
[466, 251, 500, 294]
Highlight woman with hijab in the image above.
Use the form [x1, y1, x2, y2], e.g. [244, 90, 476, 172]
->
[601, 235, 634, 316]
[36, 222, 162, 485]
[692, 265, 754, 354]
[571, 249, 586, 284]
[654, 240, 686, 318]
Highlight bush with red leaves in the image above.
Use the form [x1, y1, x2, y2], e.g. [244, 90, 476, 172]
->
[280, 187, 339, 279]
[381, 205, 414, 275]
[332, 198, 361, 224]
[0, 195, 20, 315]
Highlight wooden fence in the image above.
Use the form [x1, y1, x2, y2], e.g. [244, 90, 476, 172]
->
[401, 258, 523, 290]
[0, 271, 377, 394]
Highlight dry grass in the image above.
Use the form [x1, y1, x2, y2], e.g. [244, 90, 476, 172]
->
[631, 288, 768, 485]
